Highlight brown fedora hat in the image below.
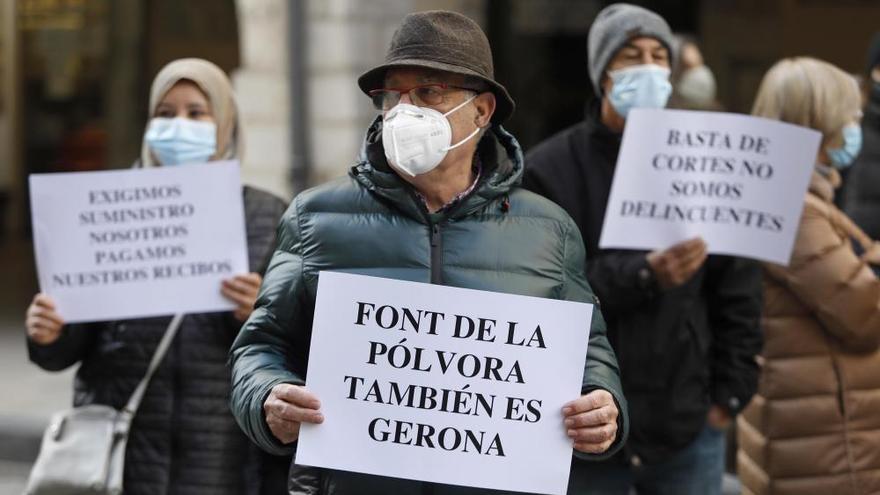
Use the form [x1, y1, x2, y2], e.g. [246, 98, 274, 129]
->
[358, 10, 515, 124]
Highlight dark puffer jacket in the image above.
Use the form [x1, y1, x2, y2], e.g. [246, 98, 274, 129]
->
[28, 186, 288, 495]
[523, 104, 763, 464]
[229, 121, 628, 495]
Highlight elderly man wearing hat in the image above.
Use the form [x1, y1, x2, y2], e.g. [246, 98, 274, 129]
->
[229, 10, 628, 494]
[524, 4, 762, 494]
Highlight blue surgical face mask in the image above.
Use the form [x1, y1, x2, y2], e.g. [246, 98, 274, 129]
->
[607, 64, 672, 118]
[144, 117, 217, 166]
[826, 124, 862, 169]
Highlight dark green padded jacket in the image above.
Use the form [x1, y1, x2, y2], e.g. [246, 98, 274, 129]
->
[229, 121, 628, 494]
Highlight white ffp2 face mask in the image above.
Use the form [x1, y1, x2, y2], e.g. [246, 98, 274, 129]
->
[675, 65, 717, 105]
[381, 95, 481, 177]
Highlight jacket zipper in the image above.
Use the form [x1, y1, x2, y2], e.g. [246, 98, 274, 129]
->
[424, 215, 443, 495]
[826, 344, 860, 492]
[430, 223, 443, 285]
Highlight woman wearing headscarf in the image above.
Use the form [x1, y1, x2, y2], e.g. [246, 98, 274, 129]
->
[24, 58, 290, 495]
[738, 57, 880, 494]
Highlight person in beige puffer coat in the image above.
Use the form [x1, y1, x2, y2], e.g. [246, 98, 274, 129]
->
[738, 56, 880, 495]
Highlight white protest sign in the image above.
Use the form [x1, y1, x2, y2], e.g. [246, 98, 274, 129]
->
[29, 161, 249, 323]
[600, 108, 821, 265]
[297, 272, 593, 495]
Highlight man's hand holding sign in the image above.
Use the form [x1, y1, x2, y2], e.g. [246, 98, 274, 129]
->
[562, 389, 619, 454]
[646, 237, 708, 289]
[264, 384, 324, 444]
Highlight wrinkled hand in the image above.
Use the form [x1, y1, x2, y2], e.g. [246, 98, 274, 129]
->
[263, 384, 324, 444]
[646, 237, 708, 289]
[563, 389, 619, 454]
[221, 273, 262, 322]
[26, 294, 65, 345]
[706, 404, 732, 430]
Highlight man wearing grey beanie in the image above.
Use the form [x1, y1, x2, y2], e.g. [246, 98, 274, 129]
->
[523, 4, 762, 495]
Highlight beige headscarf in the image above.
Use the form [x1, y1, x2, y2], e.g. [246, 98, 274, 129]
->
[140, 58, 242, 167]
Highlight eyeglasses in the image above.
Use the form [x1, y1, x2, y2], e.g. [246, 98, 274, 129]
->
[368, 83, 473, 111]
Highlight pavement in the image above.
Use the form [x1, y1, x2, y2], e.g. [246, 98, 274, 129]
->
[0, 325, 74, 461]
[0, 460, 30, 494]
[0, 239, 73, 491]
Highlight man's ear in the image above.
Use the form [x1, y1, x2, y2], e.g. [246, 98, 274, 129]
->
[473, 92, 496, 127]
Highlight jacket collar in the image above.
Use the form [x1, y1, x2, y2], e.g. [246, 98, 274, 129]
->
[577, 99, 624, 175]
[809, 164, 840, 203]
[584, 100, 623, 149]
[810, 163, 878, 254]
[351, 116, 524, 224]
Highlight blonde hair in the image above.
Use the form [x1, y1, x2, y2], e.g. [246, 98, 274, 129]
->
[752, 57, 860, 147]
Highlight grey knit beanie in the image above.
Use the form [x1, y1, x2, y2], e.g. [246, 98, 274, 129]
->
[587, 3, 675, 96]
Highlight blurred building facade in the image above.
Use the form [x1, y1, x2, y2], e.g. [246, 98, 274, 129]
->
[0, 0, 485, 240]
[1, 0, 879, 242]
